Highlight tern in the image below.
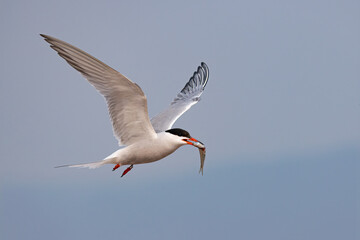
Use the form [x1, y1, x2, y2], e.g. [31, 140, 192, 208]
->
[41, 34, 208, 177]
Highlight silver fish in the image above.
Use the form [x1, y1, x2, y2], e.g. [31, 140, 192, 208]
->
[198, 147, 206, 175]
[192, 141, 206, 175]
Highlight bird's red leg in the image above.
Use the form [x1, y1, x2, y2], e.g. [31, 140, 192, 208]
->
[121, 165, 133, 177]
[112, 164, 120, 171]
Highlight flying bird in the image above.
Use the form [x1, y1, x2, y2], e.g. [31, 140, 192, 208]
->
[41, 34, 208, 177]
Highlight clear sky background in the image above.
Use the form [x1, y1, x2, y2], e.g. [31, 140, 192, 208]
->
[0, 0, 359, 239]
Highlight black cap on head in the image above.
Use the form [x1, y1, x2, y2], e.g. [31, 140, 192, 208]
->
[166, 128, 191, 138]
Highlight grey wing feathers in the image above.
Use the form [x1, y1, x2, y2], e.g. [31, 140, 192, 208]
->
[151, 62, 209, 132]
[41, 34, 157, 146]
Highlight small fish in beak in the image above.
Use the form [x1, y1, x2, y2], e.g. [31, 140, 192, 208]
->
[198, 147, 206, 175]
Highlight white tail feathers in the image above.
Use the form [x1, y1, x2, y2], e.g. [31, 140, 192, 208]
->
[55, 158, 116, 169]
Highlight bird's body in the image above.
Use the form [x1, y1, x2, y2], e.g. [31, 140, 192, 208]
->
[41, 34, 208, 176]
[107, 132, 185, 166]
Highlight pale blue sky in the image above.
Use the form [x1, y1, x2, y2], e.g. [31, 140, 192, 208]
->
[0, 0, 359, 239]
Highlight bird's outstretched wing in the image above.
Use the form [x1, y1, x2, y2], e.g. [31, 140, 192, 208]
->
[41, 34, 157, 146]
[151, 62, 209, 132]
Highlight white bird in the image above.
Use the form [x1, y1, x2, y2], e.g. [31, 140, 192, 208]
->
[41, 34, 209, 177]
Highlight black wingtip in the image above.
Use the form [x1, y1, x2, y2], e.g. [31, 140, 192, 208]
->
[40, 33, 48, 39]
[200, 62, 209, 88]
[201, 62, 208, 70]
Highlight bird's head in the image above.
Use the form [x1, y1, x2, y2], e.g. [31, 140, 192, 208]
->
[165, 128, 206, 175]
[165, 128, 205, 148]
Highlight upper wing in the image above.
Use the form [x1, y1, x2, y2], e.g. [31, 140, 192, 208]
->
[41, 34, 157, 146]
[151, 62, 209, 132]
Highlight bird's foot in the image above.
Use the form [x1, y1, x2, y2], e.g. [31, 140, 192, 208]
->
[121, 164, 133, 177]
[112, 164, 120, 171]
